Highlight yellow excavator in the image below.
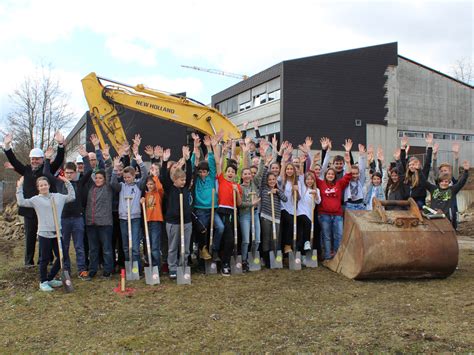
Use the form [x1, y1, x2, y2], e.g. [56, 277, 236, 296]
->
[81, 72, 240, 152]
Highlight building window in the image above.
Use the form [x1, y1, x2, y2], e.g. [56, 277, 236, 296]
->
[239, 101, 251, 112]
[463, 135, 472, 142]
[268, 90, 280, 102]
[253, 93, 267, 107]
[403, 132, 425, 138]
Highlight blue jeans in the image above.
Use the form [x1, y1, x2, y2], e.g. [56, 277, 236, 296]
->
[61, 216, 86, 272]
[239, 209, 261, 262]
[195, 208, 225, 251]
[345, 202, 366, 211]
[319, 214, 343, 259]
[147, 221, 162, 267]
[86, 225, 113, 274]
[120, 218, 142, 269]
[212, 211, 225, 252]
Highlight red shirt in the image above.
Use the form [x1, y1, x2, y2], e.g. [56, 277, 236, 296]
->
[316, 173, 352, 216]
[217, 174, 242, 209]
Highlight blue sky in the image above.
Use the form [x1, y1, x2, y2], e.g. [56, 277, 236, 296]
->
[0, 0, 472, 135]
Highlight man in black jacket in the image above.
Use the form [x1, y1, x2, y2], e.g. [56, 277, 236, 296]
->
[3, 132, 65, 266]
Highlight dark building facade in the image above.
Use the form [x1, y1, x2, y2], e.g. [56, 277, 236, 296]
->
[212, 42, 398, 148]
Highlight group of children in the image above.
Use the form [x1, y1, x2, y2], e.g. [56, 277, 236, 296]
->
[6, 128, 470, 290]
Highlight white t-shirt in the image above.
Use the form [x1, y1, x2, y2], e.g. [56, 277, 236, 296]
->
[297, 183, 321, 219]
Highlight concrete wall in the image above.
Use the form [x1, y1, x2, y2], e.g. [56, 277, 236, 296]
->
[396, 57, 474, 162]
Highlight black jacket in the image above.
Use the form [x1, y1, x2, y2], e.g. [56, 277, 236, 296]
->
[4, 146, 64, 217]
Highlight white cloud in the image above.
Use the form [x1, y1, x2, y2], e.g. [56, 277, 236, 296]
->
[105, 37, 157, 67]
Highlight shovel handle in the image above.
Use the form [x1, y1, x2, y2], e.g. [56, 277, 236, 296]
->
[141, 201, 153, 265]
[179, 193, 185, 267]
[293, 188, 298, 249]
[233, 189, 238, 251]
[50, 196, 64, 270]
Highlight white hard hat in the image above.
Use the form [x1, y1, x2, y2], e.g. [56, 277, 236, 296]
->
[76, 155, 84, 164]
[29, 148, 44, 158]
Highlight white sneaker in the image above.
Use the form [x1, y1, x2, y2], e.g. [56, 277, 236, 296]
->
[304, 241, 311, 251]
[39, 281, 54, 292]
[48, 279, 63, 288]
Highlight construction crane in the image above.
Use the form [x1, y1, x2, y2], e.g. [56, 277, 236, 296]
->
[181, 65, 249, 80]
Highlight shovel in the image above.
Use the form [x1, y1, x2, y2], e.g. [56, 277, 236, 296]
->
[248, 192, 261, 272]
[230, 189, 243, 274]
[177, 193, 191, 285]
[51, 196, 74, 293]
[305, 193, 318, 268]
[288, 188, 302, 271]
[125, 196, 139, 281]
[205, 189, 218, 275]
[268, 191, 283, 269]
[141, 201, 160, 285]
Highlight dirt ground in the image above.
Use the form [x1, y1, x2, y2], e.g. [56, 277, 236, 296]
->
[0, 240, 473, 353]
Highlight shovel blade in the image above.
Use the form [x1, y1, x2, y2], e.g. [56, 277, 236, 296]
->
[144, 266, 160, 285]
[305, 250, 318, 268]
[248, 251, 261, 272]
[126, 261, 140, 280]
[61, 270, 74, 293]
[289, 251, 302, 271]
[230, 255, 243, 274]
[177, 266, 191, 285]
[269, 250, 283, 269]
[205, 260, 218, 275]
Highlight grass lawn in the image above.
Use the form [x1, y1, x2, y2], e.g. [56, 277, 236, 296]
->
[0, 239, 473, 352]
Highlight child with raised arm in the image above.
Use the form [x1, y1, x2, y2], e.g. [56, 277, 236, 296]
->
[297, 172, 321, 252]
[344, 144, 367, 210]
[214, 138, 243, 276]
[161, 146, 193, 280]
[111, 149, 148, 275]
[16, 175, 75, 292]
[239, 142, 265, 272]
[421, 160, 470, 221]
[316, 152, 352, 261]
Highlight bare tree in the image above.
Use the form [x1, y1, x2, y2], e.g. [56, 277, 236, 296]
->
[5, 65, 74, 161]
[451, 58, 473, 85]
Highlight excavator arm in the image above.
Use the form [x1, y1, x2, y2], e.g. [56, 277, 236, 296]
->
[81, 72, 241, 152]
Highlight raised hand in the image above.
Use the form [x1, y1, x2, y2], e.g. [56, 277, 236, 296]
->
[342, 138, 353, 152]
[462, 160, 470, 170]
[78, 145, 88, 157]
[203, 135, 211, 147]
[452, 142, 460, 158]
[433, 143, 440, 157]
[425, 133, 433, 147]
[90, 134, 100, 148]
[271, 134, 278, 150]
[44, 146, 54, 160]
[17, 176, 24, 188]
[320, 137, 328, 150]
[58, 175, 69, 183]
[163, 148, 171, 162]
[393, 148, 401, 161]
[154, 145, 163, 159]
[103, 144, 110, 160]
[401, 136, 409, 148]
[54, 131, 65, 145]
[298, 143, 309, 155]
[113, 156, 121, 170]
[135, 151, 143, 164]
[3, 133, 13, 149]
[305, 136, 313, 149]
[377, 146, 384, 162]
[286, 143, 294, 155]
[253, 120, 260, 130]
[144, 145, 154, 158]
[132, 134, 142, 148]
[242, 121, 249, 130]
[182, 146, 191, 160]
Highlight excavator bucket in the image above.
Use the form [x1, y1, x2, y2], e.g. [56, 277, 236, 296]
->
[325, 198, 459, 280]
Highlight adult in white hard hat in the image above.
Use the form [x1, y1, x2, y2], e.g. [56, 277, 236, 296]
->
[2, 131, 66, 267]
[76, 155, 85, 174]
